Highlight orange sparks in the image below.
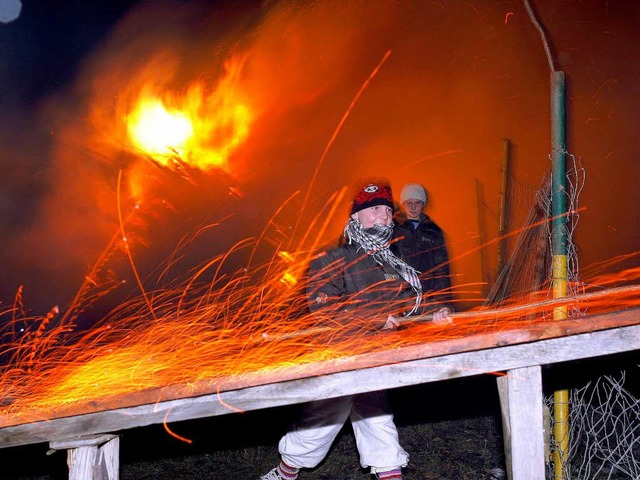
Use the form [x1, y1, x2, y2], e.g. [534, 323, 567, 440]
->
[1, 192, 639, 426]
[280, 270, 298, 288]
[277, 251, 295, 263]
[2, 245, 640, 425]
[163, 410, 193, 444]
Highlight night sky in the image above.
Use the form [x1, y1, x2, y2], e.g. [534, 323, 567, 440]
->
[1, 0, 639, 319]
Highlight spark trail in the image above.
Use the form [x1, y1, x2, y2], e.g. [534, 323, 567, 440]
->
[1, 231, 639, 425]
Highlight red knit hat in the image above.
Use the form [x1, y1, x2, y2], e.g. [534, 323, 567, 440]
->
[350, 181, 394, 215]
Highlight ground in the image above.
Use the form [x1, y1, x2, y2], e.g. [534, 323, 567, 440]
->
[3, 376, 507, 480]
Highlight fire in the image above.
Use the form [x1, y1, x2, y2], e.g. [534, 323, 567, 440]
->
[127, 99, 193, 159]
[124, 57, 254, 176]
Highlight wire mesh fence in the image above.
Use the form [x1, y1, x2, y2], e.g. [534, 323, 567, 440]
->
[546, 371, 640, 479]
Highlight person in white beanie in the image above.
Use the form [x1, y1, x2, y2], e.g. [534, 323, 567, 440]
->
[393, 183, 453, 319]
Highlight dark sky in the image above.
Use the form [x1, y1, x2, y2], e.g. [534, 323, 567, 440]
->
[1, 0, 639, 319]
[1, 2, 135, 108]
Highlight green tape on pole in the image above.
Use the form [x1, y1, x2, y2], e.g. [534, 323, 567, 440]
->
[551, 71, 567, 256]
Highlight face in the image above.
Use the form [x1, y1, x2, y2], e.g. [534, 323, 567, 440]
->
[353, 205, 393, 228]
[402, 199, 424, 220]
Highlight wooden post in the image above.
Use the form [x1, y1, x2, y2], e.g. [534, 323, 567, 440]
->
[475, 178, 489, 297]
[49, 434, 119, 480]
[497, 366, 545, 480]
[497, 138, 511, 276]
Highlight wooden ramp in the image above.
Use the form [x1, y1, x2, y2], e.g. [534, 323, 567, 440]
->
[1, 308, 639, 480]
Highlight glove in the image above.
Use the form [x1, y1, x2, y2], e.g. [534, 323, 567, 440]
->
[432, 307, 452, 325]
[382, 314, 401, 330]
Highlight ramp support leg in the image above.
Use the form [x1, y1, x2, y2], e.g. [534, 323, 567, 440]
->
[49, 433, 119, 480]
[497, 366, 546, 480]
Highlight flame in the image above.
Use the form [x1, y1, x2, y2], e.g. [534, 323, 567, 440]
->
[125, 57, 254, 175]
[127, 99, 193, 158]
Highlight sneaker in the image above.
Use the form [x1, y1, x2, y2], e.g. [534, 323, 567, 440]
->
[375, 469, 403, 479]
[259, 467, 284, 480]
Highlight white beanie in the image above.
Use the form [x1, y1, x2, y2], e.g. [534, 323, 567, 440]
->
[400, 183, 427, 204]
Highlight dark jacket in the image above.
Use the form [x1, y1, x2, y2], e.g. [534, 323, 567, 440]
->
[306, 241, 416, 325]
[393, 212, 453, 312]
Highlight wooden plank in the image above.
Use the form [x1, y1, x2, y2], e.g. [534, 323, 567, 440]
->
[496, 375, 512, 480]
[50, 434, 118, 450]
[0, 321, 638, 449]
[68, 445, 98, 480]
[497, 373, 552, 480]
[101, 436, 119, 480]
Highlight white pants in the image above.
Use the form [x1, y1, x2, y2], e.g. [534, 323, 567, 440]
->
[278, 391, 409, 473]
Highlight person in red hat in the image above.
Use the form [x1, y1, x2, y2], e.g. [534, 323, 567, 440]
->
[259, 180, 422, 480]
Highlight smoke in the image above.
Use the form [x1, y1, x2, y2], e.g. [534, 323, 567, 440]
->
[1, 0, 639, 319]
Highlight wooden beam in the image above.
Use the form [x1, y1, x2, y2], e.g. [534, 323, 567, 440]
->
[49, 434, 118, 451]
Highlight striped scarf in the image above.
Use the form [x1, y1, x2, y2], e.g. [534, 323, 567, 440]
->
[344, 218, 422, 315]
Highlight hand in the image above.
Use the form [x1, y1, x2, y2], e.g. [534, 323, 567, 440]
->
[432, 307, 452, 325]
[383, 314, 401, 330]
